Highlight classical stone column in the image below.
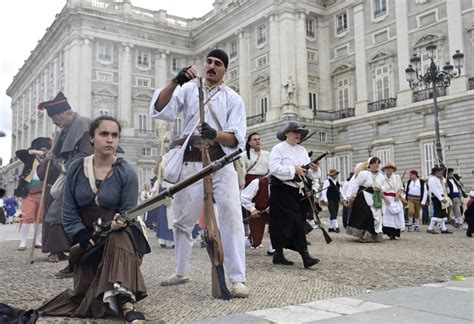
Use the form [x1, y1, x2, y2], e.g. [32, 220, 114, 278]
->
[238, 29, 250, 112]
[155, 50, 168, 88]
[119, 43, 133, 136]
[395, 0, 412, 106]
[446, 0, 467, 93]
[279, 11, 298, 119]
[79, 37, 92, 118]
[43, 71, 48, 137]
[353, 3, 368, 116]
[268, 13, 281, 121]
[317, 18, 332, 111]
[295, 11, 311, 119]
[27, 88, 32, 145]
[34, 80, 40, 138]
[64, 36, 81, 115]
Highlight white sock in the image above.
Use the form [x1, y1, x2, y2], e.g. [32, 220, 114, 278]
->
[334, 219, 339, 229]
[34, 224, 43, 246]
[455, 217, 463, 225]
[440, 218, 447, 231]
[428, 218, 437, 231]
[414, 219, 420, 226]
[19, 224, 32, 248]
[267, 241, 274, 253]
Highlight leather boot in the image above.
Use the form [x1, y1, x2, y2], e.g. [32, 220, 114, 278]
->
[272, 249, 294, 265]
[300, 250, 320, 268]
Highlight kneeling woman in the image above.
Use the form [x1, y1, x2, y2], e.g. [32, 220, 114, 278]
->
[38, 116, 148, 322]
[268, 121, 320, 268]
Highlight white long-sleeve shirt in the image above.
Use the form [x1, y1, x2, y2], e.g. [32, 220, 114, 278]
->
[269, 141, 320, 182]
[350, 170, 385, 206]
[242, 149, 269, 176]
[241, 178, 269, 213]
[381, 174, 403, 194]
[405, 178, 428, 205]
[149, 82, 246, 155]
[428, 175, 445, 201]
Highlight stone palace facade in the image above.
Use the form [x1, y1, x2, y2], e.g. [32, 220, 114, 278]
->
[1, 0, 473, 193]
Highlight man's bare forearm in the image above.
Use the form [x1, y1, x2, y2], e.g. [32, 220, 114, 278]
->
[216, 131, 237, 147]
[154, 82, 178, 112]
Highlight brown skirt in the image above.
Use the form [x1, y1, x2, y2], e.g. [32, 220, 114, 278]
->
[37, 231, 147, 318]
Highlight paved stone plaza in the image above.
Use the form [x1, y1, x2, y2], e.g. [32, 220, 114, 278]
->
[0, 222, 472, 323]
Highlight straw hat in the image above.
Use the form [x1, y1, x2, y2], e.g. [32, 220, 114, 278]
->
[328, 169, 339, 177]
[382, 162, 397, 172]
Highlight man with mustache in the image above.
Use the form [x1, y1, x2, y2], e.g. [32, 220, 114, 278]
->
[149, 49, 248, 298]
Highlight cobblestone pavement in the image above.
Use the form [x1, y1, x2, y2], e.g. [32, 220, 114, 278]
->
[0, 223, 472, 323]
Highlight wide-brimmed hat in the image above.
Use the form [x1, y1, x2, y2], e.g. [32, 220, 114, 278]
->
[328, 169, 339, 177]
[468, 190, 474, 198]
[30, 137, 52, 150]
[382, 162, 397, 172]
[276, 121, 310, 141]
[431, 165, 444, 174]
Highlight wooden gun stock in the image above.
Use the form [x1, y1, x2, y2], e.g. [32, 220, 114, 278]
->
[305, 190, 332, 244]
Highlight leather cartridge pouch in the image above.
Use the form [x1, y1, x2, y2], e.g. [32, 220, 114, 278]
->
[79, 206, 116, 228]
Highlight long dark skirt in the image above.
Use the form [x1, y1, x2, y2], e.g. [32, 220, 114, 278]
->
[269, 185, 307, 253]
[382, 226, 401, 239]
[156, 204, 173, 241]
[346, 191, 382, 242]
[42, 222, 70, 253]
[38, 231, 147, 318]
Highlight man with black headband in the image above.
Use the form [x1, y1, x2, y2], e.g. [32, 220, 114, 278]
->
[149, 49, 248, 297]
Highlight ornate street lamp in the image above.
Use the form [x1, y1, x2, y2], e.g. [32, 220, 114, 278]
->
[405, 43, 464, 164]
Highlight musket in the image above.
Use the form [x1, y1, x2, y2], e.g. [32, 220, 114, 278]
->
[68, 149, 242, 267]
[297, 130, 315, 145]
[303, 185, 332, 244]
[294, 151, 329, 182]
[198, 77, 232, 300]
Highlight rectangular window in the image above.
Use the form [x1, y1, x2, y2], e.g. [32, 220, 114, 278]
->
[376, 148, 391, 166]
[422, 142, 436, 178]
[99, 110, 109, 116]
[337, 79, 350, 110]
[319, 131, 327, 143]
[142, 147, 152, 156]
[229, 40, 237, 58]
[374, 0, 387, 18]
[307, 51, 316, 62]
[229, 69, 238, 80]
[138, 114, 147, 132]
[97, 71, 113, 82]
[97, 42, 113, 62]
[375, 65, 390, 100]
[257, 24, 266, 45]
[257, 55, 267, 67]
[309, 92, 317, 111]
[260, 96, 268, 114]
[336, 13, 348, 34]
[320, 156, 336, 180]
[306, 18, 315, 38]
[336, 155, 350, 181]
[139, 168, 153, 191]
[137, 51, 149, 67]
[172, 57, 184, 72]
[136, 77, 150, 87]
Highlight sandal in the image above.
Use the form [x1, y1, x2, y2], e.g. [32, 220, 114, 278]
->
[122, 302, 145, 324]
[48, 254, 59, 263]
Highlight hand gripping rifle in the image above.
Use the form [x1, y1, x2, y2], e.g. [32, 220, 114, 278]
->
[198, 77, 233, 300]
[294, 151, 329, 182]
[303, 185, 332, 244]
[68, 149, 242, 267]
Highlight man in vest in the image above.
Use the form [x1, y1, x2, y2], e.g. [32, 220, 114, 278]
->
[405, 170, 428, 232]
[321, 169, 341, 233]
[427, 166, 453, 234]
[241, 176, 274, 255]
[447, 168, 463, 229]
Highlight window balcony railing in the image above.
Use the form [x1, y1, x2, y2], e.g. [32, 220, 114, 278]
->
[247, 113, 266, 126]
[336, 25, 347, 34]
[374, 7, 387, 18]
[134, 129, 154, 137]
[368, 97, 397, 113]
[412, 87, 446, 103]
[468, 77, 474, 90]
[313, 108, 354, 121]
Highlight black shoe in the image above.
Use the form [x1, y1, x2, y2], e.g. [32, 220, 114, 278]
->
[328, 228, 335, 232]
[335, 228, 340, 233]
[440, 230, 453, 234]
[267, 250, 275, 256]
[55, 266, 74, 278]
[300, 251, 319, 268]
[160, 244, 166, 248]
[273, 253, 294, 266]
[467, 230, 472, 237]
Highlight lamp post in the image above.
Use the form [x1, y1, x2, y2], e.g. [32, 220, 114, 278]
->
[405, 43, 464, 165]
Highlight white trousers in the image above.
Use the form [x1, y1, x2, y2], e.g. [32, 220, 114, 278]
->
[428, 217, 447, 231]
[172, 162, 246, 283]
[370, 206, 383, 234]
[19, 223, 42, 248]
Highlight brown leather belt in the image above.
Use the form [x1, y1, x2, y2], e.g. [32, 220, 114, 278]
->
[79, 206, 117, 228]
